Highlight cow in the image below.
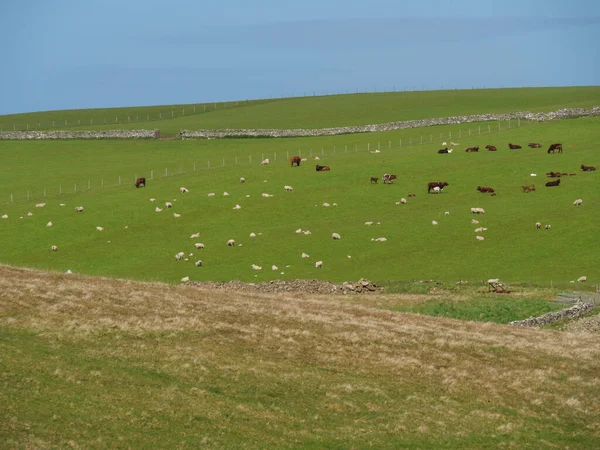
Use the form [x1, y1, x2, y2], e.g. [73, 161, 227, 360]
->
[315, 165, 330, 171]
[485, 145, 497, 152]
[135, 177, 146, 188]
[546, 171, 562, 178]
[581, 164, 597, 172]
[370, 177, 379, 184]
[477, 186, 495, 193]
[290, 156, 302, 167]
[508, 143, 522, 149]
[383, 174, 397, 184]
[428, 181, 449, 193]
[545, 179, 561, 187]
[522, 184, 536, 193]
[465, 146, 479, 153]
[528, 143, 541, 148]
[548, 143, 563, 154]
[438, 148, 449, 154]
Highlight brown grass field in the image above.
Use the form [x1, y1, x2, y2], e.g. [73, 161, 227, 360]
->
[1, 264, 599, 449]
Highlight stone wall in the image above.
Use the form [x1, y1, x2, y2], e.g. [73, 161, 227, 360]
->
[0, 129, 160, 140]
[178, 107, 600, 139]
[508, 302, 594, 327]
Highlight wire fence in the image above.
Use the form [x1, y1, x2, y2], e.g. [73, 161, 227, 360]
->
[1, 117, 537, 207]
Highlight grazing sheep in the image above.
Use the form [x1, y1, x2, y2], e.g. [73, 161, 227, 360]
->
[577, 276, 587, 282]
[400, 198, 407, 204]
[470, 207, 485, 214]
[365, 221, 373, 226]
[322, 202, 330, 207]
[530, 174, 537, 177]
[432, 220, 438, 225]
[375, 237, 388, 242]
[96, 226, 104, 231]
[233, 204, 241, 210]
[272, 265, 278, 271]
[315, 261, 323, 268]
[240, 177, 245, 183]
[284, 185, 294, 191]
[545, 224, 552, 230]
[332, 233, 341, 240]
[149, 198, 156, 202]
[35, 203, 46, 208]
[303, 230, 311, 235]
[252, 264, 262, 270]
[51, 245, 58, 252]
[1, 214, 7, 219]
[471, 219, 480, 224]
[223, 192, 230, 196]
[476, 236, 485, 241]
[165, 202, 173, 208]
[474, 227, 488, 232]
[333, 203, 338, 206]
[450, 142, 459, 146]
[444, 211, 450, 215]
[208, 193, 215, 197]
[181, 276, 190, 283]
[573, 199, 583, 206]
[227, 239, 235, 247]
[296, 228, 303, 234]
[180, 187, 189, 193]
[249, 232, 256, 237]
[155, 207, 163, 212]
[536, 222, 542, 229]
[27, 212, 33, 216]
[175, 252, 185, 261]
[47, 221, 53, 227]
[261, 193, 273, 198]
[190, 233, 200, 238]
[302, 252, 310, 258]
[75, 206, 84, 213]
[261, 158, 270, 165]
[195, 260, 203, 267]
[173, 213, 181, 218]
[194, 243, 205, 249]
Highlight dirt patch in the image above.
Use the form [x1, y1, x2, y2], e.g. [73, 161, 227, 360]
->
[188, 278, 382, 295]
[563, 313, 600, 332]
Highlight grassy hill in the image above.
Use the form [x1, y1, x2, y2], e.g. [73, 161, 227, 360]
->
[1, 265, 599, 449]
[2, 86, 600, 137]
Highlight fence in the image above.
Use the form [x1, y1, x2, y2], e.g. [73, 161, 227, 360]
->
[0, 116, 543, 207]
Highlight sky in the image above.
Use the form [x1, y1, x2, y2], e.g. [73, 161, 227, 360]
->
[1, 0, 599, 115]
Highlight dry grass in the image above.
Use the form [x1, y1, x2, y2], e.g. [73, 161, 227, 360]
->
[1, 264, 600, 448]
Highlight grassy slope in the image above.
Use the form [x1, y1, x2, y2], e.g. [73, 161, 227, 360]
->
[1, 266, 599, 449]
[0, 117, 598, 285]
[2, 86, 600, 136]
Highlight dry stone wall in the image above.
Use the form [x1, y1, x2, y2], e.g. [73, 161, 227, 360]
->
[0, 130, 159, 140]
[508, 302, 594, 327]
[178, 107, 600, 139]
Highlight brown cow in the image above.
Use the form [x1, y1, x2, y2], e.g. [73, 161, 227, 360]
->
[581, 164, 597, 172]
[548, 143, 563, 154]
[428, 181, 449, 193]
[290, 156, 301, 167]
[477, 186, 495, 193]
[438, 148, 449, 154]
[545, 179, 561, 187]
[135, 177, 146, 188]
[528, 143, 541, 148]
[508, 143, 522, 149]
[465, 146, 479, 153]
[485, 145, 497, 151]
[522, 184, 536, 193]
[370, 177, 379, 184]
[316, 165, 330, 171]
[383, 174, 397, 184]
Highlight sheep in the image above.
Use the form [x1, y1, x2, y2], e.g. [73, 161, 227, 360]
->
[51, 245, 58, 252]
[442, 142, 447, 146]
[261, 158, 270, 165]
[315, 261, 323, 268]
[322, 202, 330, 207]
[450, 142, 459, 146]
[301, 158, 308, 162]
[252, 264, 262, 270]
[96, 226, 104, 231]
[1, 214, 7, 219]
[223, 192, 230, 196]
[271, 265, 278, 271]
[530, 174, 537, 177]
[332, 233, 341, 240]
[35, 203, 46, 208]
[573, 199, 583, 206]
[233, 204, 241, 210]
[190, 233, 200, 239]
[577, 276, 587, 282]
[175, 252, 185, 261]
[149, 198, 156, 202]
[474, 227, 488, 232]
[180, 187, 189, 193]
[365, 221, 373, 226]
[173, 213, 181, 218]
[301, 252, 310, 258]
[261, 193, 272, 198]
[296, 228, 303, 234]
[303, 230, 311, 235]
[400, 198, 407, 204]
[432, 220, 438, 225]
[227, 239, 235, 247]
[444, 211, 450, 215]
[208, 193, 215, 197]
[195, 260, 203, 267]
[181, 276, 190, 283]
[284, 185, 294, 191]
[194, 243, 205, 249]
[470, 207, 485, 214]
[333, 203, 338, 206]
[535, 222, 542, 229]
[545, 224, 552, 230]
[165, 202, 173, 208]
[155, 207, 163, 212]
[249, 232, 256, 238]
[47, 221, 53, 227]
[240, 177, 246, 183]
[75, 206, 84, 213]
[471, 219, 479, 224]
[476, 236, 485, 241]
[375, 237, 388, 242]
[314, 156, 320, 160]
[27, 212, 33, 217]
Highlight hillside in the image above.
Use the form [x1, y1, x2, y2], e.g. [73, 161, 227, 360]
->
[2, 86, 600, 137]
[1, 265, 599, 448]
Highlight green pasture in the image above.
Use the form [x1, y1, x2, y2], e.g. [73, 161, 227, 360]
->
[1, 116, 598, 285]
[2, 86, 600, 136]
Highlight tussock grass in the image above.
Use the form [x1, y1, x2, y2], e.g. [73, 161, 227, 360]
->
[1, 265, 599, 448]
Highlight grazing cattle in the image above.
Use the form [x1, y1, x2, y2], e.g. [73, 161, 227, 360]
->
[545, 179, 561, 187]
[290, 156, 302, 167]
[315, 164, 330, 171]
[428, 181, 449, 193]
[477, 186, 495, 193]
[135, 177, 146, 188]
[581, 164, 597, 172]
[438, 147, 449, 154]
[407, 193, 416, 198]
[547, 143, 563, 154]
[528, 143, 541, 148]
[508, 143, 522, 149]
[383, 174, 397, 184]
[522, 184, 536, 193]
[485, 145, 497, 152]
[546, 171, 562, 178]
[370, 177, 379, 184]
[465, 146, 479, 153]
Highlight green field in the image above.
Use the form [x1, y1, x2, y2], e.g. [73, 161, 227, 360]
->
[2, 86, 600, 136]
[1, 114, 598, 286]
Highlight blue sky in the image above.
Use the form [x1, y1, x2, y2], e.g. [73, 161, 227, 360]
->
[2, 0, 599, 114]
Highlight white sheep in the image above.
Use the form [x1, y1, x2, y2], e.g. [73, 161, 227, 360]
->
[442, 142, 447, 146]
[545, 224, 551, 230]
[471, 207, 485, 214]
[51, 245, 58, 252]
[315, 261, 323, 268]
[165, 202, 173, 208]
[173, 213, 181, 218]
[476, 236, 485, 241]
[296, 228, 303, 234]
[195, 260, 203, 267]
[284, 185, 294, 191]
[35, 203, 46, 208]
[444, 211, 450, 215]
[332, 233, 341, 240]
[149, 198, 156, 202]
[175, 252, 185, 260]
[227, 239, 235, 247]
[96, 226, 104, 231]
[252, 264, 262, 270]
[233, 204, 241, 210]
[432, 220, 438, 225]
[535, 222, 542, 229]
[530, 174, 537, 177]
[365, 221, 373, 226]
[577, 276, 587, 282]
[271, 265, 278, 271]
[450, 142, 459, 146]
[573, 199, 583, 206]
[322, 202, 330, 207]
[155, 207, 163, 212]
[208, 193, 215, 197]
[190, 233, 200, 239]
[261, 193, 272, 198]
[432, 186, 441, 194]
[180, 187, 189, 193]
[471, 219, 479, 224]
[300, 158, 307, 162]
[261, 158, 270, 165]
[240, 177, 246, 183]
[181, 276, 190, 283]
[400, 198, 407, 204]
[27, 212, 33, 216]
[47, 221, 53, 227]
[249, 232, 256, 238]
[194, 243, 204, 249]
[333, 203, 337, 206]
[303, 230, 311, 235]
[314, 156, 320, 160]
[375, 237, 388, 242]
[1, 214, 7, 219]
[75, 206, 84, 213]
[301, 252, 310, 258]
[223, 192, 230, 196]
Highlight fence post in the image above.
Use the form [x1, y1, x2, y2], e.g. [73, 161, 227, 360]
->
[165, 167, 168, 176]
[27, 191, 30, 200]
[222, 158, 225, 167]
[43, 188, 46, 197]
[74, 183, 77, 192]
